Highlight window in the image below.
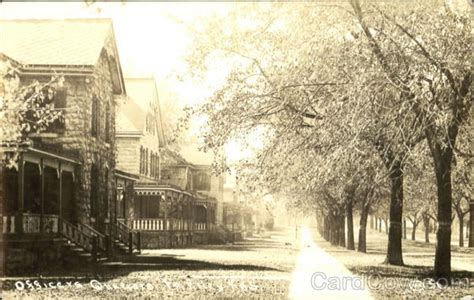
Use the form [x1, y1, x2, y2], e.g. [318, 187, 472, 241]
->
[155, 154, 159, 179]
[150, 152, 154, 178]
[104, 168, 109, 218]
[91, 96, 100, 137]
[47, 88, 67, 133]
[145, 148, 149, 175]
[90, 164, 99, 219]
[139, 146, 144, 174]
[145, 113, 156, 135]
[150, 152, 158, 178]
[105, 102, 110, 143]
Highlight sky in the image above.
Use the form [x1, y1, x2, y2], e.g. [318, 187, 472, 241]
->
[0, 2, 253, 163]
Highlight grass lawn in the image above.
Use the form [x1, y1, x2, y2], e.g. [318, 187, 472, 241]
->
[311, 226, 474, 299]
[1, 227, 299, 299]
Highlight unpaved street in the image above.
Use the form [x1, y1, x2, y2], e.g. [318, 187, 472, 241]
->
[2, 228, 300, 299]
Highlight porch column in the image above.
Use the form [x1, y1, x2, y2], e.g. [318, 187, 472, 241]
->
[17, 153, 25, 233]
[114, 177, 118, 223]
[58, 163, 62, 219]
[163, 194, 168, 231]
[40, 158, 45, 233]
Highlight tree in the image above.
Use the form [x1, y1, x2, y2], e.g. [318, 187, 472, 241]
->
[186, 0, 471, 280]
[451, 135, 472, 247]
[349, 0, 471, 280]
[188, 2, 421, 266]
[0, 55, 64, 168]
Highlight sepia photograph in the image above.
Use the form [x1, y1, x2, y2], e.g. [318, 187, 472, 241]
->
[0, 1, 472, 299]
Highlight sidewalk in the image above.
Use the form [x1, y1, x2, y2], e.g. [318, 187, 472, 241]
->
[288, 226, 373, 300]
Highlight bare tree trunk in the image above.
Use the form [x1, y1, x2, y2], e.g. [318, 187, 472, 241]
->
[338, 215, 346, 247]
[423, 214, 430, 243]
[469, 201, 474, 247]
[370, 215, 374, 230]
[346, 201, 355, 250]
[323, 216, 329, 241]
[329, 214, 337, 245]
[458, 216, 464, 247]
[433, 151, 453, 282]
[385, 161, 404, 266]
[384, 217, 389, 234]
[412, 221, 417, 241]
[403, 218, 407, 239]
[358, 203, 370, 253]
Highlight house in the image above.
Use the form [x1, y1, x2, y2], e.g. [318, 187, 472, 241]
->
[0, 19, 136, 274]
[115, 78, 195, 248]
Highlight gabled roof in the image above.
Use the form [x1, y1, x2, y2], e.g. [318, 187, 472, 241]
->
[161, 148, 194, 167]
[0, 19, 113, 66]
[116, 96, 147, 134]
[117, 77, 166, 145]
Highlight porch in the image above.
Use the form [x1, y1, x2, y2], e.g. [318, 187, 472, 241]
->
[2, 147, 79, 236]
[130, 184, 196, 248]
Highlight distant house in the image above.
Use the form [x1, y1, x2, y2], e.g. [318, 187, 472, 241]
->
[0, 19, 134, 274]
[115, 77, 165, 225]
[116, 77, 165, 183]
[160, 149, 217, 244]
[115, 78, 195, 248]
[179, 143, 224, 227]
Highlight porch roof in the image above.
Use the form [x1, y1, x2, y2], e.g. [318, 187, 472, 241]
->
[134, 183, 195, 198]
[195, 196, 217, 208]
[0, 143, 81, 166]
[115, 169, 140, 182]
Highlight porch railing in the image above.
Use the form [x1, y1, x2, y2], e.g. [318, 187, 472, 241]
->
[131, 218, 210, 233]
[22, 213, 41, 233]
[132, 218, 165, 231]
[42, 214, 59, 233]
[58, 218, 94, 253]
[2, 215, 15, 233]
[108, 220, 140, 254]
[1, 213, 60, 234]
[194, 223, 207, 231]
[76, 223, 107, 252]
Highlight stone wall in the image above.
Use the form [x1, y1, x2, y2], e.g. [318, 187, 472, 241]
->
[18, 31, 122, 230]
